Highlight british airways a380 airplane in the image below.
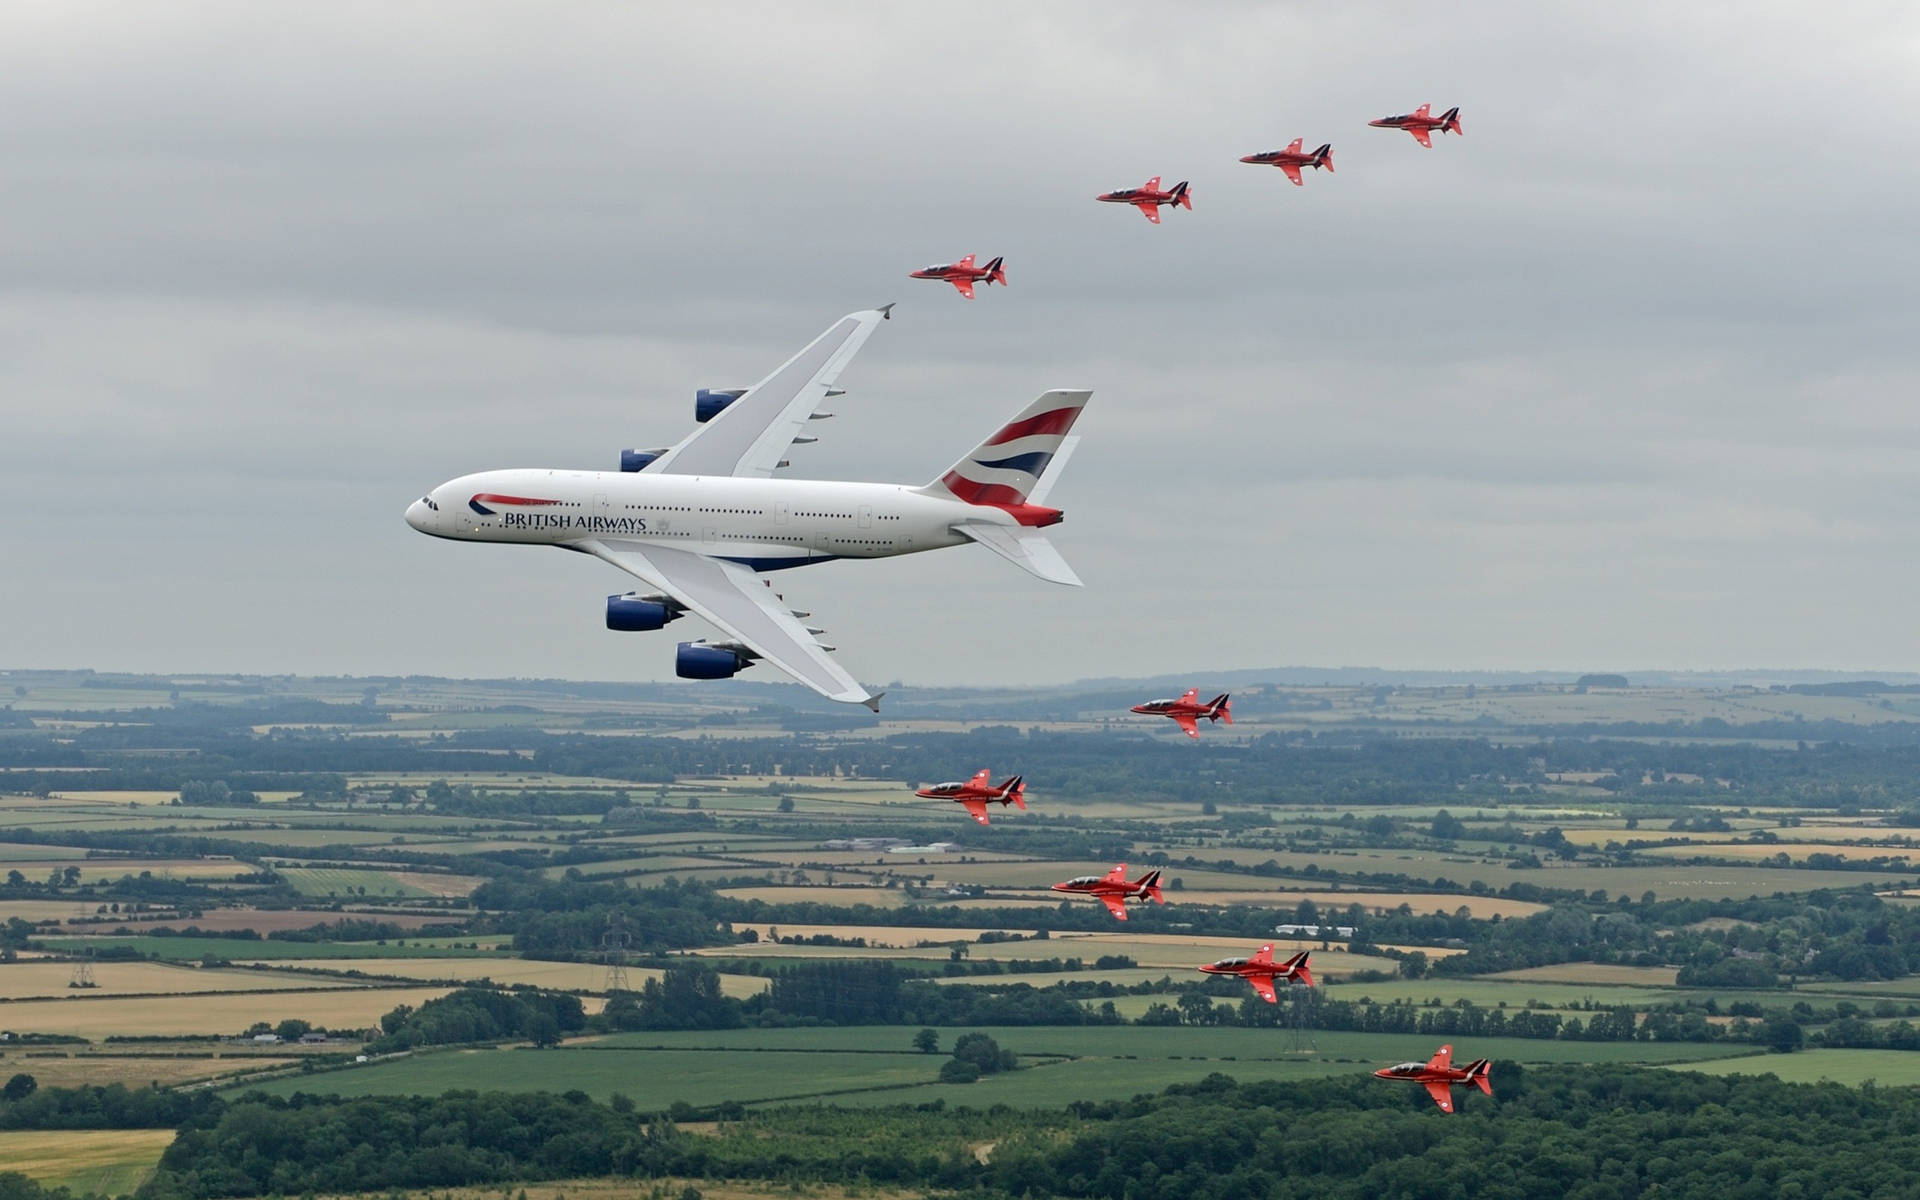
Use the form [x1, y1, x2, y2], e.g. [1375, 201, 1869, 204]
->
[405, 307, 1089, 711]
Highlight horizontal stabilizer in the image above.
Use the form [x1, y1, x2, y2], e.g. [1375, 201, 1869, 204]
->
[955, 523, 1083, 587]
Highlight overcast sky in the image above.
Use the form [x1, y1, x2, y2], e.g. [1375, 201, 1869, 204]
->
[4, 2, 1919, 688]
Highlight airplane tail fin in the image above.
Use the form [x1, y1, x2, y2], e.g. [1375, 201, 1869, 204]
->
[1207, 694, 1232, 724]
[1313, 144, 1333, 172]
[1468, 1059, 1493, 1095]
[1171, 181, 1192, 210]
[1286, 951, 1315, 988]
[1007, 776, 1027, 809]
[920, 390, 1091, 509]
[1441, 107, 1462, 135]
[1142, 869, 1165, 904]
[984, 256, 1007, 286]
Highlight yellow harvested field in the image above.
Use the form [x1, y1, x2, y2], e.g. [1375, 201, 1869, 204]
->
[45, 791, 187, 806]
[0, 858, 256, 884]
[0, 986, 459, 1039]
[0, 1128, 175, 1194]
[1638, 842, 1918, 863]
[0, 960, 353, 999]
[250, 957, 770, 997]
[0, 1053, 290, 1088]
[732, 923, 1037, 947]
[1489, 963, 1681, 987]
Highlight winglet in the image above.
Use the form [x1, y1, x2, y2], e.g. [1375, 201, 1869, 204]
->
[861, 691, 885, 714]
[878, 303, 895, 320]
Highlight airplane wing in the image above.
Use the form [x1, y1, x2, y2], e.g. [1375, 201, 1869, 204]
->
[1134, 202, 1161, 224]
[1105, 864, 1129, 883]
[951, 279, 976, 299]
[646, 308, 888, 480]
[1427, 1045, 1454, 1072]
[1280, 163, 1303, 187]
[581, 538, 880, 709]
[1173, 713, 1200, 738]
[1178, 689, 1198, 704]
[961, 798, 991, 825]
[1248, 974, 1278, 1004]
[1409, 127, 1432, 148]
[1285, 138, 1303, 153]
[1100, 895, 1129, 920]
[1424, 1082, 1454, 1113]
[968, 768, 992, 788]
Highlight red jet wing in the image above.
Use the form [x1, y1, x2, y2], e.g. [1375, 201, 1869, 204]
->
[1284, 138, 1303, 154]
[1424, 1082, 1454, 1112]
[1134, 201, 1162, 224]
[1427, 1045, 1454, 1072]
[1173, 713, 1200, 738]
[1247, 973, 1278, 1003]
[1100, 895, 1130, 920]
[1280, 163, 1303, 186]
[950, 278, 976, 299]
[961, 798, 991, 825]
[1409, 127, 1432, 148]
[967, 768, 992, 790]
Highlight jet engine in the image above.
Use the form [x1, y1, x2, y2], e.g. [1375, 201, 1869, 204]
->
[695, 388, 747, 423]
[605, 593, 683, 632]
[676, 641, 752, 679]
[619, 448, 668, 473]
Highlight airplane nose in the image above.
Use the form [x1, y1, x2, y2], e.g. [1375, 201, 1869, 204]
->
[406, 499, 433, 533]
[1239, 155, 1257, 163]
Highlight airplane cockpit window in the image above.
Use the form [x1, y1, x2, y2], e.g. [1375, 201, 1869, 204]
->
[1216, 957, 1248, 968]
[1387, 1063, 1423, 1075]
[420, 496, 440, 512]
[1065, 876, 1099, 886]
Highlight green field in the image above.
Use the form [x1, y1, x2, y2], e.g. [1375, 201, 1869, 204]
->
[238, 1024, 1759, 1109]
[1675, 1049, 1920, 1086]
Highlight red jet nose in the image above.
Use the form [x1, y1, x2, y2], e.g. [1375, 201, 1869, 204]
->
[1239, 155, 1259, 163]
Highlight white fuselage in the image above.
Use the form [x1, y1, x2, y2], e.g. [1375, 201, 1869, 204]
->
[405, 468, 1009, 568]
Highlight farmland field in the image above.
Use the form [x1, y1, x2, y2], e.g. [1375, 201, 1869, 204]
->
[1676, 1049, 1920, 1086]
[0, 1129, 176, 1196]
[0, 960, 346, 999]
[38, 935, 503, 961]
[259, 956, 771, 997]
[0, 1052, 291, 1089]
[277, 867, 437, 898]
[0, 986, 458, 1039]
[244, 1024, 1758, 1108]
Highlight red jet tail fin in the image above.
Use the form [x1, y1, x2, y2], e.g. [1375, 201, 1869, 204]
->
[1466, 1058, 1493, 1094]
[983, 256, 1007, 286]
[1207, 694, 1232, 724]
[1142, 869, 1165, 904]
[1441, 107, 1462, 135]
[1313, 145, 1333, 173]
[1285, 951, 1315, 988]
[1008, 776, 1027, 810]
[1171, 181, 1192, 211]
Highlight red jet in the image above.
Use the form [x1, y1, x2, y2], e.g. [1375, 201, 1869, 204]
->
[1198, 944, 1314, 1002]
[1369, 103, 1462, 148]
[915, 769, 1027, 826]
[1131, 688, 1231, 739]
[1095, 176, 1192, 224]
[1050, 863, 1164, 920]
[1375, 1044, 1493, 1112]
[909, 254, 1006, 299]
[1239, 139, 1333, 186]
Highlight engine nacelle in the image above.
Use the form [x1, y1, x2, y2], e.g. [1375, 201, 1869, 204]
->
[676, 641, 750, 679]
[606, 593, 681, 632]
[619, 448, 667, 473]
[695, 388, 747, 423]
